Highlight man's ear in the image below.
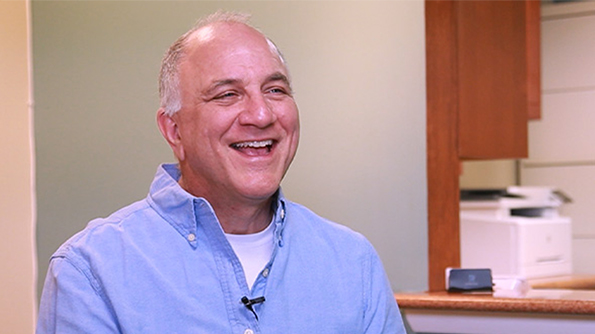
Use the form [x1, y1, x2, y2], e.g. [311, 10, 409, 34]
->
[157, 108, 185, 161]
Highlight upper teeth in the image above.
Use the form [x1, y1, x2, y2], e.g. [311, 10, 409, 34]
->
[233, 140, 273, 148]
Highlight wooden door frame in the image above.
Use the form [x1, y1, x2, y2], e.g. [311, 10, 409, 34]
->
[425, 0, 461, 292]
[425, 0, 538, 291]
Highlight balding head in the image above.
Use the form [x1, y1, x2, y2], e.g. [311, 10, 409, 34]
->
[158, 12, 288, 116]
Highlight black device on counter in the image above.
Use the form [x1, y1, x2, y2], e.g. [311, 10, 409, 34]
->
[446, 268, 493, 293]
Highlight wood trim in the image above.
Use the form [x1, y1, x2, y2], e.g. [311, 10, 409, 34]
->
[425, 0, 461, 292]
[526, 0, 541, 120]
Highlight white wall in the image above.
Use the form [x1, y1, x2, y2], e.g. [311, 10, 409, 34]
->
[0, 0, 36, 332]
[33, 1, 427, 295]
[522, 1, 595, 275]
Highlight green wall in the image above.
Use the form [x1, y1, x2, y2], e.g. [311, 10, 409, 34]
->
[33, 0, 427, 298]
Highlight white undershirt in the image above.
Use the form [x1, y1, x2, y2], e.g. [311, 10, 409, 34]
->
[225, 222, 275, 290]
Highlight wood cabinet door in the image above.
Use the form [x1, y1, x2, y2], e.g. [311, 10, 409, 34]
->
[457, 0, 533, 159]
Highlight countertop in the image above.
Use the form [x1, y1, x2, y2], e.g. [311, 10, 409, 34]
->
[395, 289, 595, 315]
[529, 275, 595, 290]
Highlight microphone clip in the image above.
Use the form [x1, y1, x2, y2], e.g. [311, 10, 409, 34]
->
[241, 296, 265, 320]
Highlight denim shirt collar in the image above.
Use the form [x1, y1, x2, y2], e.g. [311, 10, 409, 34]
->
[147, 164, 287, 249]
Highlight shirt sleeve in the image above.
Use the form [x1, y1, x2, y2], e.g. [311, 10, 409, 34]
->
[36, 256, 120, 334]
[362, 243, 407, 334]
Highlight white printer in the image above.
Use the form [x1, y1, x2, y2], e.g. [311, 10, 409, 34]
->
[460, 186, 572, 279]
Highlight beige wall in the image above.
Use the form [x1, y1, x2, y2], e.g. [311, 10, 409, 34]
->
[0, 0, 36, 332]
[460, 160, 517, 189]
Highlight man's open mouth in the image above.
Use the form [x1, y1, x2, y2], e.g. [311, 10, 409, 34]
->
[231, 140, 274, 153]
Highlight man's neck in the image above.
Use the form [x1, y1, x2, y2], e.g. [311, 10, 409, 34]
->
[213, 198, 274, 234]
[178, 175, 274, 234]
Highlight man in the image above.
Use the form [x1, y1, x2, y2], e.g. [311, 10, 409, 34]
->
[37, 12, 406, 333]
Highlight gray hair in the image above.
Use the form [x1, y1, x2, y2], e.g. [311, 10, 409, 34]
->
[158, 12, 287, 116]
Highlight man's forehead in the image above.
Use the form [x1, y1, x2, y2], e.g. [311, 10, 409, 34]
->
[185, 26, 286, 69]
[188, 21, 262, 50]
[191, 25, 217, 44]
[179, 22, 290, 90]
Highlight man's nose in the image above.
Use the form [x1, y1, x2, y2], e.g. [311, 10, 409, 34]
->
[238, 93, 277, 128]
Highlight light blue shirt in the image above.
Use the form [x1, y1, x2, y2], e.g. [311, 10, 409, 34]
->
[37, 164, 405, 333]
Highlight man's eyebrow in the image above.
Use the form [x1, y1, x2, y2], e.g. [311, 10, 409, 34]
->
[202, 78, 242, 96]
[201, 73, 291, 97]
[265, 72, 291, 87]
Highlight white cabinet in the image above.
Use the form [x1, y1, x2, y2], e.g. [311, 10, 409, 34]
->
[405, 309, 595, 334]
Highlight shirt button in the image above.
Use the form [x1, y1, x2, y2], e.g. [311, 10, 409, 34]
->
[244, 329, 254, 334]
[187, 233, 196, 242]
[280, 209, 285, 220]
[262, 268, 270, 277]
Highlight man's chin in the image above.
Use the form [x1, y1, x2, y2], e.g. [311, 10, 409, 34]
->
[235, 181, 280, 203]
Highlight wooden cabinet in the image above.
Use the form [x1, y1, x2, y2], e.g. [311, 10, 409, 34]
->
[426, 0, 540, 291]
[457, 0, 539, 159]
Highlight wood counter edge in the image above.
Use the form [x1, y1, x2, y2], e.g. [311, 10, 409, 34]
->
[394, 292, 595, 316]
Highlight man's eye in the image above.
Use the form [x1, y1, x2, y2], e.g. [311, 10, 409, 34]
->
[266, 87, 288, 95]
[214, 92, 237, 99]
